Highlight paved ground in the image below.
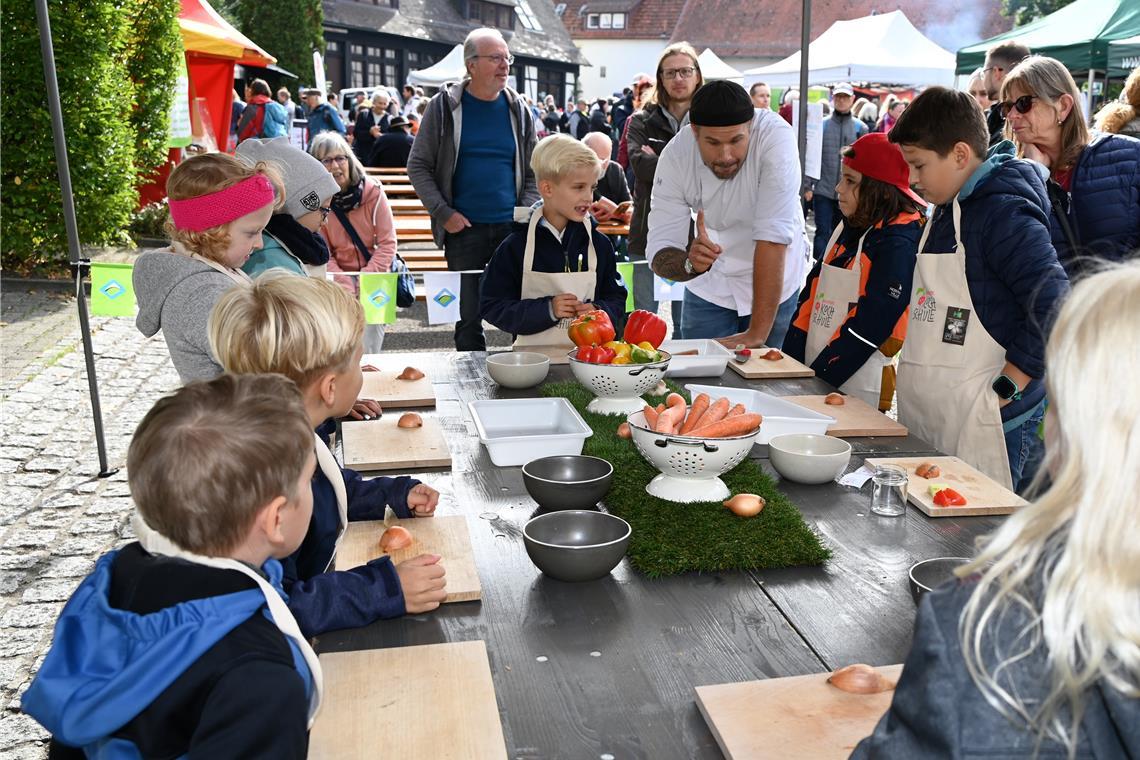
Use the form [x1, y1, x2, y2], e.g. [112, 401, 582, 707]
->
[0, 279, 521, 757]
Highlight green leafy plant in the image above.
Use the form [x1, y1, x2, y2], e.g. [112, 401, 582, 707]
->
[222, 0, 324, 88]
[128, 202, 171, 240]
[125, 0, 181, 185]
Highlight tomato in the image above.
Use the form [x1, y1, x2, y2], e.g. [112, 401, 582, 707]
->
[568, 310, 616, 347]
[932, 487, 967, 507]
[623, 310, 667, 349]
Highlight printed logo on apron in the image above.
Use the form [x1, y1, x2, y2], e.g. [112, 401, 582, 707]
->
[811, 291, 838, 329]
[942, 307, 970, 345]
[911, 286, 937, 322]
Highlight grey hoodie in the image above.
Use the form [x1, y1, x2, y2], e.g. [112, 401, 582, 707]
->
[133, 249, 243, 383]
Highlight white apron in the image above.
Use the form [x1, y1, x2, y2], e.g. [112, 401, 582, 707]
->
[130, 513, 323, 727]
[512, 212, 599, 349]
[804, 222, 893, 409]
[314, 434, 349, 573]
[896, 199, 1012, 488]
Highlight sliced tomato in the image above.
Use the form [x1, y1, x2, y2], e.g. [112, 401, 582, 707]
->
[932, 487, 967, 507]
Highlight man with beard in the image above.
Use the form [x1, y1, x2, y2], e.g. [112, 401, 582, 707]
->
[805, 83, 866, 260]
[982, 41, 1031, 146]
[647, 80, 810, 349]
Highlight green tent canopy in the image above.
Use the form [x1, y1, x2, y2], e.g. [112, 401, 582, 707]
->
[1109, 35, 1140, 77]
[956, 0, 1140, 75]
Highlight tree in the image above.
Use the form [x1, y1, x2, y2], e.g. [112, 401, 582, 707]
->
[1, 0, 137, 273]
[125, 0, 183, 185]
[224, 0, 324, 87]
[1001, 0, 1079, 26]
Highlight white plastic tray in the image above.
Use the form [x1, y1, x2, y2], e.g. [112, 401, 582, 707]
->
[683, 384, 836, 445]
[661, 339, 733, 378]
[468, 398, 593, 467]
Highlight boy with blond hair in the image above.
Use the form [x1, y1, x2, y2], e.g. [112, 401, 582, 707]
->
[24, 374, 320, 757]
[480, 133, 627, 346]
[209, 272, 446, 636]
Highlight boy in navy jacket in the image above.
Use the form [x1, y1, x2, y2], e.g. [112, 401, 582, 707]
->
[889, 87, 1069, 493]
[23, 374, 320, 757]
[481, 134, 627, 338]
[210, 272, 447, 637]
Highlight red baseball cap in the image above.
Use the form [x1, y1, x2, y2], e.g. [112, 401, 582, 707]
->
[842, 133, 927, 207]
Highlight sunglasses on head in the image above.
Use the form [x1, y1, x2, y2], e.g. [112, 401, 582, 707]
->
[999, 94, 1038, 117]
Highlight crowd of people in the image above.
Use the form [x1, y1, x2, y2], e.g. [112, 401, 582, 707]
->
[19, 23, 1140, 758]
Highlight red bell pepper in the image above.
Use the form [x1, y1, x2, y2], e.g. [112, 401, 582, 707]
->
[568, 310, 616, 347]
[623, 309, 667, 349]
[932, 487, 967, 507]
[575, 345, 615, 364]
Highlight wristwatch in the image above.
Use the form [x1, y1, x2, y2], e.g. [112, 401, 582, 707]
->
[683, 256, 699, 275]
[992, 374, 1022, 401]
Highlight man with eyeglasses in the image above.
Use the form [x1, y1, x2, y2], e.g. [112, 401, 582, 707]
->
[982, 41, 1031, 147]
[408, 27, 538, 351]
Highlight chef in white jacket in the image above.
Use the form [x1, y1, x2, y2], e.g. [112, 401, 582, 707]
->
[646, 80, 810, 348]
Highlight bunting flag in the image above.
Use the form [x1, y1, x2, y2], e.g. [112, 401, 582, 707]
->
[89, 262, 136, 317]
[616, 262, 635, 313]
[359, 273, 397, 325]
[653, 274, 686, 302]
[423, 271, 462, 325]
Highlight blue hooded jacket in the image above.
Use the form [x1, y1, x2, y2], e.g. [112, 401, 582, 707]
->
[920, 142, 1070, 413]
[22, 547, 311, 758]
[1048, 131, 1140, 277]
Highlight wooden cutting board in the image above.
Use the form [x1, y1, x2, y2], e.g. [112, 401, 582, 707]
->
[508, 345, 571, 365]
[341, 416, 452, 471]
[309, 640, 507, 759]
[728, 350, 815, 379]
[783, 395, 908, 437]
[696, 664, 902, 759]
[334, 515, 482, 603]
[358, 364, 436, 409]
[864, 456, 1028, 517]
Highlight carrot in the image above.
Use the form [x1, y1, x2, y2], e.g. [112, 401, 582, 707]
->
[655, 403, 685, 433]
[699, 397, 731, 428]
[688, 413, 763, 438]
[643, 404, 659, 428]
[679, 393, 711, 434]
[726, 403, 747, 417]
[656, 403, 666, 413]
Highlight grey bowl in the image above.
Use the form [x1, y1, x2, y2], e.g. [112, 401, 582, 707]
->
[909, 556, 972, 604]
[523, 510, 631, 582]
[522, 455, 614, 510]
[486, 352, 550, 389]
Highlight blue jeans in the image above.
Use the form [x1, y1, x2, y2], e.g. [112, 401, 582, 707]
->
[1003, 398, 1047, 495]
[811, 195, 841, 262]
[445, 222, 514, 351]
[680, 290, 799, 348]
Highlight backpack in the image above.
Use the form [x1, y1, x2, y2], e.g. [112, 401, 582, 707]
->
[236, 103, 267, 143]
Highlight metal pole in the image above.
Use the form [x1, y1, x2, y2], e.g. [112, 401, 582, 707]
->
[1086, 68, 1096, 121]
[797, 0, 812, 177]
[34, 0, 117, 478]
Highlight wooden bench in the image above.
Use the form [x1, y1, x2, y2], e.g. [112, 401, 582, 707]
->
[388, 198, 428, 214]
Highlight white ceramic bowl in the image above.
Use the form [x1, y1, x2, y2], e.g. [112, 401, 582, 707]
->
[767, 433, 852, 485]
[486, 352, 551, 389]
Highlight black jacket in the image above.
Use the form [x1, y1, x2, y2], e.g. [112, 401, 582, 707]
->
[986, 102, 1005, 148]
[353, 109, 389, 160]
[626, 103, 682, 257]
[48, 543, 308, 759]
[595, 160, 631, 205]
[367, 130, 415, 168]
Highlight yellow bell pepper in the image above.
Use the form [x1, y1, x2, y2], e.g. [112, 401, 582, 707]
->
[637, 341, 656, 351]
[611, 355, 632, 365]
[604, 340, 633, 360]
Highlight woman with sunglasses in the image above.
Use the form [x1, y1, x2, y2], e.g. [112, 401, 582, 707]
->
[1002, 56, 1140, 278]
[235, 137, 340, 280]
[309, 131, 397, 352]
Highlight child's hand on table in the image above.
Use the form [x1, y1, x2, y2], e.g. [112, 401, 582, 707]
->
[407, 483, 439, 517]
[551, 293, 581, 319]
[347, 399, 383, 420]
[397, 554, 447, 613]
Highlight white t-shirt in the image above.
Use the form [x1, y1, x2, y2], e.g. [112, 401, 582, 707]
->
[646, 109, 810, 315]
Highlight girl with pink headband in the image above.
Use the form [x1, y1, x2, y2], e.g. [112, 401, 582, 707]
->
[133, 153, 284, 383]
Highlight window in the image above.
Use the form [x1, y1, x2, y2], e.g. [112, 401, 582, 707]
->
[467, 0, 514, 29]
[515, 0, 543, 31]
[554, 3, 566, 16]
[327, 41, 340, 53]
[612, 12, 625, 28]
[367, 62, 382, 85]
[586, 13, 598, 28]
[367, 46, 381, 58]
[538, 68, 564, 104]
[385, 64, 398, 85]
[599, 13, 611, 28]
[350, 60, 364, 87]
[351, 44, 364, 56]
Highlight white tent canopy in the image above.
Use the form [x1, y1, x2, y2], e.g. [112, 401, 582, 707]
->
[698, 48, 742, 82]
[407, 44, 466, 87]
[742, 10, 956, 88]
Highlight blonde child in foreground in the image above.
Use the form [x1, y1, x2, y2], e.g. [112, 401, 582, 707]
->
[851, 261, 1140, 758]
[209, 272, 446, 637]
[23, 374, 319, 757]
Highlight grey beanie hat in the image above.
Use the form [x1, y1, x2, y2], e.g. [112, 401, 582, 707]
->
[235, 137, 340, 220]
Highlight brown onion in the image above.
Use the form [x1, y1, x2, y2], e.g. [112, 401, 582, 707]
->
[397, 366, 425, 381]
[617, 422, 632, 439]
[915, 462, 941, 479]
[827, 663, 896, 694]
[724, 493, 765, 517]
[379, 525, 413, 552]
[397, 412, 423, 429]
[825, 392, 845, 406]
[762, 349, 783, 361]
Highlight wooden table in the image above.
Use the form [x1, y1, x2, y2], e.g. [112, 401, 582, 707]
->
[319, 352, 995, 758]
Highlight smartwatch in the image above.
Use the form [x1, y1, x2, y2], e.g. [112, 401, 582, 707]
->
[992, 374, 1022, 401]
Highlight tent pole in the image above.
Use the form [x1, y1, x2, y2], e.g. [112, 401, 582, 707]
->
[33, 0, 117, 478]
[1086, 69, 1096, 120]
[797, 0, 812, 177]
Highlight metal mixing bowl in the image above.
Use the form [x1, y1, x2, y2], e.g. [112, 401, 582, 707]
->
[523, 510, 631, 582]
[522, 455, 614, 510]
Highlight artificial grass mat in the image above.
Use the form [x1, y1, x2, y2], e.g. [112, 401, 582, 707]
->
[539, 380, 831, 578]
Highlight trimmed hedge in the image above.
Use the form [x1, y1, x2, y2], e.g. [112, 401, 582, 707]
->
[126, 0, 182, 186]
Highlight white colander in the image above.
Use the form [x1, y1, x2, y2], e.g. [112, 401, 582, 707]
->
[567, 350, 672, 415]
[627, 411, 760, 503]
